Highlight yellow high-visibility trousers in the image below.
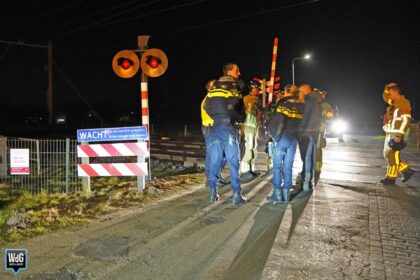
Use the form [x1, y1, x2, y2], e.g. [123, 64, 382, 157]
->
[240, 126, 259, 173]
[383, 135, 409, 179]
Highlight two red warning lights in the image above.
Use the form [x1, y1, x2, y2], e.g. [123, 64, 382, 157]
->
[112, 49, 168, 78]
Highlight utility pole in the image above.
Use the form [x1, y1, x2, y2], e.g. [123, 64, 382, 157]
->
[0, 39, 53, 125]
[47, 41, 53, 126]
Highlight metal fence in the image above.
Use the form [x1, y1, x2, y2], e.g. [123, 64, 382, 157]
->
[0, 137, 82, 194]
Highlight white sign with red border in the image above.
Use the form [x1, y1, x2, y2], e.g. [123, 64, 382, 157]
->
[10, 149, 30, 175]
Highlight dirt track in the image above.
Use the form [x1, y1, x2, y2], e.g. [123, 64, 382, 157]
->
[4, 173, 286, 280]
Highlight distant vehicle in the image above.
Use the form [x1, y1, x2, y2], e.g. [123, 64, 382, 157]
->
[55, 113, 67, 125]
[325, 106, 347, 142]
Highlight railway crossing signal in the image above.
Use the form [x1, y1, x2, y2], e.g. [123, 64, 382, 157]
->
[112, 47, 168, 78]
[112, 50, 140, 78]
[111, 35, 168, 187]
[140, 48, 168, 78]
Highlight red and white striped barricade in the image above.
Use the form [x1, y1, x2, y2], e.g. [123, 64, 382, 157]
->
[77, 142, 149, 177]
[77, 126, 149, 192]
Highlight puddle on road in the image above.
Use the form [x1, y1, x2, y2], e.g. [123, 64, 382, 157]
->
[73, 236, 129, 261]
[200, 215, 226, 225]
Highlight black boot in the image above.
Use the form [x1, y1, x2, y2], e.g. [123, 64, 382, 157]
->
[379, 177, 396, 186]
[219, 176, 230, 185]
[266, 189, 282, 204]
[295, 172, 303, 186]
[249, 170, 261, 178]
[209, 188, 219, 203]
[402, 169, 415, 182]
[282, 188, 290, 203]
[314, 171, 321, 185]
[232, 191, 247, 207]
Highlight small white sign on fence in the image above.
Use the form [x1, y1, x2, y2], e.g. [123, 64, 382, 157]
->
[10, 149, 30, 175]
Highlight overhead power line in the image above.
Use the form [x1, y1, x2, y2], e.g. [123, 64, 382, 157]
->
[2, 0, 86, 29]
[51, 0, 207, 39]
[32, 0, 160, 40]
[0, 39, 48, 49]
[111, 0, 320, 48]
[162, 0, 321, 35]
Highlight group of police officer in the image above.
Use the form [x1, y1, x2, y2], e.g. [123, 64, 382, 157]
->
[201, 62, 332, 206]
[201, 63, 415, 207]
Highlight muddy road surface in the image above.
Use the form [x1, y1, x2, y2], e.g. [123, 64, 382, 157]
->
[1, 135, 419, 280]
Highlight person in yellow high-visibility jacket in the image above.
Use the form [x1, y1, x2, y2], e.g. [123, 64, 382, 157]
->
[380, 83, 415, 185]
[314, 90, 334, 183]
[201, 79, 230, 187]
[201, 80, 215, 186]
[201, 80, 216, 130]
[240, 80, 261, 177]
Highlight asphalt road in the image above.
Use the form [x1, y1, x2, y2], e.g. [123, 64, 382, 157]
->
[1, 135, 419, 280]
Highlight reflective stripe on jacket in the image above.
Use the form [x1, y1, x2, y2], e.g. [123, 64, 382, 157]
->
[201, 96, 214, 127]
[203, 88, 244, 125]
[243, 95, 258, 128]
[266, 96, 304, 142]
[383, 95, 411, 137]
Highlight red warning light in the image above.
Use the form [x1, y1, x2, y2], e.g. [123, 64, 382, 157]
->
[148, 57, 159, 69]
[121, 59, 131, 70]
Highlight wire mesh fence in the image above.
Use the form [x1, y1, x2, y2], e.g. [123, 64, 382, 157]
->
[0, 137, 82, 194]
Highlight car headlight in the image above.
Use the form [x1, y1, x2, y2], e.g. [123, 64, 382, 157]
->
[331, 119, 348, 133]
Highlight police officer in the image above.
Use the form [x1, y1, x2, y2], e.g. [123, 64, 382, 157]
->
[266, 85, 303, 203]
[381, 83, 415, 185]
[203, 63, 246, 206]
[262, 88, 284, 172]
[201, 80, 229, 189]
[201, 79, 217, 186]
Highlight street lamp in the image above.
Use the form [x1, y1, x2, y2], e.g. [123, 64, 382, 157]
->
[292, 54, 311, 85]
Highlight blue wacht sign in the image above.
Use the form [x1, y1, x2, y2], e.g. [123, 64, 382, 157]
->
[77, 126, 148, 142]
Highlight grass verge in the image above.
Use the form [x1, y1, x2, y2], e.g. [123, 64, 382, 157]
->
[0, 173, 205, 246]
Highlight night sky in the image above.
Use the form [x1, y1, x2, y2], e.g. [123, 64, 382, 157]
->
[0, 0, 419, 131]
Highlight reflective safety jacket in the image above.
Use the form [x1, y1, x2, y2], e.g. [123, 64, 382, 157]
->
[382, 94, 411, 137]
[266, 96, 304, 142]
[203, 87, 244, 126]
[320, 101, 334, 132]
[322, 101, 334, 120]
[243, 94, 259, 129]
[201, 95, 214, 127]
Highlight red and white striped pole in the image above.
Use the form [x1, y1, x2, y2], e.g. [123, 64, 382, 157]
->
[268, 37, 278, 104]
[140, 72, 152, 182]
[141, 73, 149, 129]
[137, 35, 152, 185]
